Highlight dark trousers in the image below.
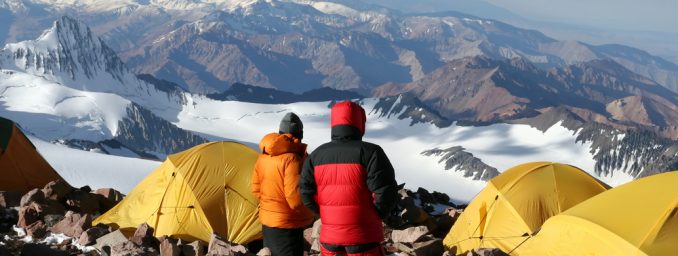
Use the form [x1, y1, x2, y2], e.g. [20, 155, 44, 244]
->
[320, 243, 384, 256]
[262, 225, 305, 256]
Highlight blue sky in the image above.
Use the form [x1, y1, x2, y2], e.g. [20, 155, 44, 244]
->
[486, 0, 677, 34]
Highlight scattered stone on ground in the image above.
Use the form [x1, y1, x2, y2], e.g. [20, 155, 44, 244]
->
[78, 226, 109, 246]
[1, 181, 482, 256]
[111, 240, 159, 256]
[160, 237, 181, 256]
[50, 211, 92, 238]
[95, 229, 128, 252]
[25, 220, 47, 239]
[130, 223, 159, 248]
[42, 180, 73, 201]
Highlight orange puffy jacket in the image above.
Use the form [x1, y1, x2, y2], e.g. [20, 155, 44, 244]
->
[252, 133, 315, 229]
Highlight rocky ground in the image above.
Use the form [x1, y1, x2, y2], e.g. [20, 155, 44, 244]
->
[0, 181, 507, 256]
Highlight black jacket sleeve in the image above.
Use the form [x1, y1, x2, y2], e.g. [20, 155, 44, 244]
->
[300, 156, 320, 215]
[365, 146, 398, 219]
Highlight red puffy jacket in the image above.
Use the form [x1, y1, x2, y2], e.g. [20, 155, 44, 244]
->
[300, 101, 398, 246]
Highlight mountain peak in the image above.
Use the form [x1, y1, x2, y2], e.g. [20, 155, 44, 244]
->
[35, 16, 96, 51]
[2, 15, 128, 83]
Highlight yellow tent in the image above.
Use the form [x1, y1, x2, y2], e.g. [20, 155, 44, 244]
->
[520, 171, 678, 256]
[94, 142, 262, 244]
[0, 116, 65, 193]
[443, 162, 609, 255]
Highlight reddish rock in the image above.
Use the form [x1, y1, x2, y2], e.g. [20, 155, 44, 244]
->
[391, 226, 430, 244]
[444, 207, 462, 220]
[303, 219, 321, 250]
[309, 219, 322, 252]
[26, 220, 47, 239]
[95, 230, 128, 252]
[130, 223, 159, 249]
[50, 211, 92, 237]
[160, 238, 181, 256]
[310, 238, 321, 253]
[111, 240, 159, 256]
[78, 227, 109, 246]
[205, 238, 247, 256]
[412, 238, 444, 256]
[231, 245, 247, 254]
[95, 188, 124, 203]
[0, 191, 22, 208]
[206, 233, 230, 256]
[20, 189, 45, 207]
[17, 205, 40, 228]
[303, 227, 313, 250]
[93, 187, 125, 213]
[65, 190, 100, 214]
[32, 200, 67, 215]
[42, 180, 73, 201]
[310, 219, 321, 239]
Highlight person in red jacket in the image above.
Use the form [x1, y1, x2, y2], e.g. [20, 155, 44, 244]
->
[252, 113, 314, 256]
[300, 101, 398, 256]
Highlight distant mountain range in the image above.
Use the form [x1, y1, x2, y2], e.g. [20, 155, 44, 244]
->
[2, 0, 678, 95]
[375, 56, 678, 138]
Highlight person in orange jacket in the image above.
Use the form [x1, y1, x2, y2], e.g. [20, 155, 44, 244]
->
[252, 112, 315, 256]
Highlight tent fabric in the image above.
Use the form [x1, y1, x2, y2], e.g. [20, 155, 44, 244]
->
[520, 171, 678, 256]
[443, 162, 609, 255]
[0, 117, 64, 193]
[94, 142, 262, 244]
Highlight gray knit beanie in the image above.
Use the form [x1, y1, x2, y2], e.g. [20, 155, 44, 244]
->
[279, 112, 303, 139]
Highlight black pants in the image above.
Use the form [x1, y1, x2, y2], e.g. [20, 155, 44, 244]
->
[262, 225, 305, 256]
[321, 242, 382, 255]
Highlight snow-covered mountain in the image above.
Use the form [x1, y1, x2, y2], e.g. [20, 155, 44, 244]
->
[0, 16, 206, 158]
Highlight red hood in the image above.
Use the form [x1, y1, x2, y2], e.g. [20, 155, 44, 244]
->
[331, 101, 366, 135]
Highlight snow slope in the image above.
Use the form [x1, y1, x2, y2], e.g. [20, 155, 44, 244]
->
[0, 70, 130, 141]
[175, 96, 633, 202]
[2, 76, 632, 202]
[29, 136, 160, 193]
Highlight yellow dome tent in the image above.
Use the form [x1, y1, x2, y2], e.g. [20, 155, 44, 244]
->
[520, 171, 678, 256]
[0, 116, 65, 193]
[94, 142, 262, 244]
[443, 162, 609, 255]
